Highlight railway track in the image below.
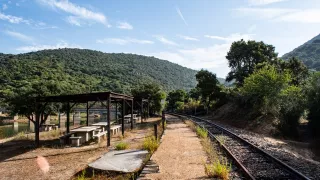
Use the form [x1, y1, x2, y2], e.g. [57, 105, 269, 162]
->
[170, 113, 310, 180]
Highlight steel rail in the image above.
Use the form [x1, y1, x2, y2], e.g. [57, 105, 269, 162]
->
[169, 113, 310, 180]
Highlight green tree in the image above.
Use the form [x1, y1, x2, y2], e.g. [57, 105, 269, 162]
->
[307, 72, 320, 137]
[131, 83, 166, 115]
[195, 69, 221, 114]
[188, 87, 201, 100]
[240, 64, 306, 136]
[281, 57, 309, 86]
[166, 89, 187, 111]
[226, 39, 278, 86]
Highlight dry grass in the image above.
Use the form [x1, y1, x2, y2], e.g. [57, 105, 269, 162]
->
[196, 126, 208, 139]
[205, 159, 231, 180]
[142, 136, 159, 154]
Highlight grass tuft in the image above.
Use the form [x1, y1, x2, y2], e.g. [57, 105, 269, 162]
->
[196, 126, 208, 139]
[115, 141, 129, 150]
[205, 159, 231, 180]
[142, 136, 159, 154]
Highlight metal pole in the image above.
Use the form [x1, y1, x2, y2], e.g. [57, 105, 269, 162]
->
[107, 95, 111, 146]
[122, 99, 125, 136]
[131, 100, 133, 130]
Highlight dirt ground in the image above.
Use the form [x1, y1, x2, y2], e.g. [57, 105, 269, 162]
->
[0, 117, 161, 180]
[143, 115, 208, 179]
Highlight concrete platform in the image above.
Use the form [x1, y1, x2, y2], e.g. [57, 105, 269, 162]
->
[88, 149, 149, 173]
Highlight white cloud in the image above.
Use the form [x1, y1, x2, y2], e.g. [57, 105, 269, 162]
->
[0, 12, 30, 24]
[235, 8, 296, 19]
[205, 33, 254, 42]
[16, 3, 19, 6]
[117, 22, 133, 30]
[2, 4, 8, 10]
[150, 43, 230, 78]
[154, 35, 178, 46]
[150, 52, 185, 64]
[150, 33, 256, 78]
[38, 0, 110, 27]
[66, 16, 82, 26]
[16, 41, 82, 52]
[248, 0, 287, 6]
[96, 38, 154, 45]
[177, 35, 199, 41]
[277, 9, 320, 23]
[247, 25, 257, 33]
[4, 30, 34, 42]
[176, 7, 188, 26]
[235, 8, 320, 24]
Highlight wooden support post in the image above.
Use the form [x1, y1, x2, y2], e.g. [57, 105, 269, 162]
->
[35, 103, 40, 147]
[131, 100, 133, 130]
[58, 111, 61, 128]
[141, 100, 143, 123]
[154, 124, 157, 140]
[107, 95, 111, 147]
[162, 111, 165, 130]
[147, 101, 149, 120]
[66, 102, 70, 133]
[86, 101, 89, 126]
[122, 99, 125, 136]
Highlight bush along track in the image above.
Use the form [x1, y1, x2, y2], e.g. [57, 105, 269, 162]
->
[171, 113, 311, 180]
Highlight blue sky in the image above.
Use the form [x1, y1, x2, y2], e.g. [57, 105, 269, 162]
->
[1, 0, 320, 78]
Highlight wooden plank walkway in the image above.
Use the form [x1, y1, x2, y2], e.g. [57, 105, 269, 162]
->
[138, 115, 208, 179]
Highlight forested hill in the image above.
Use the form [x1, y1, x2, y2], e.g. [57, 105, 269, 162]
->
[0, 48, 199, 94]
[282, 34, 320, 71]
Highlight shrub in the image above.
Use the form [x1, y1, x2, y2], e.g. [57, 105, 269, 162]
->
[142, 136, 159, 153]
[115, 141, 129, 150]
[205, 160, 231, 180]
[307, 72, 320, 137]
[196, 126, 208, 139]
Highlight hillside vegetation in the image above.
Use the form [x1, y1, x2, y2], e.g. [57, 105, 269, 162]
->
[282, 34, 320, 70]
[0, 48, 198, 94]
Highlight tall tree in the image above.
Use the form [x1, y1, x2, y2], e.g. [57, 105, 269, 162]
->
[282, 57, 309, 86]
[131, 83, 166, 115]
[166, 89, 187, 111]
[195, 69, 221, 114]
[226, 39, 278, 86]
[307, 72, 320, 137]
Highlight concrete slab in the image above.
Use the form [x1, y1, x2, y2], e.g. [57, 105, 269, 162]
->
[88, 150, 149, 173]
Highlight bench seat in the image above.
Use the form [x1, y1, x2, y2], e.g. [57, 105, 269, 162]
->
[110, 125, 121, 135]
[93, 131, 108, 143]
[59, 132, 74, 144]
[70, 136, 82, 147]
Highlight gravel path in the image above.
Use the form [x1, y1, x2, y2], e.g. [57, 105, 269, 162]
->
[143, 115, 208, 179]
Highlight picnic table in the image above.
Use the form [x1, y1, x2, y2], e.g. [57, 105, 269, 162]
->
[91, 122, 112, 131]
[124, 114, 138, 123]
[70, 126, 99, 143]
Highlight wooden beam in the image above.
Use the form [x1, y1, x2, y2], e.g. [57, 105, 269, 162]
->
[66, 102, 70, 133]
[86, 102, 89, 126]
[107, 94, 111, 147]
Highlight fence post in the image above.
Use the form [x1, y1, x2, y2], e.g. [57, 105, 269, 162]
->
[162, 111, 165, 130]
[154, 124, 157, 140]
